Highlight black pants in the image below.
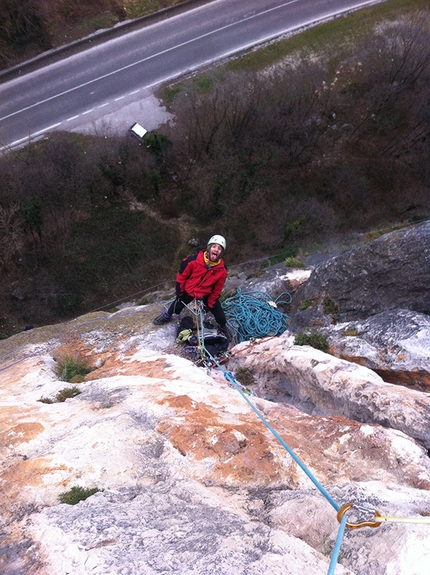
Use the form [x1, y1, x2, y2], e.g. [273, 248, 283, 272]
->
[168, 292, 226, 327]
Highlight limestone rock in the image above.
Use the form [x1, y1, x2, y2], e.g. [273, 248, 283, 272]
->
[225, 261, 311, 301]
[1, 297, 430, 575]
[322, 309, 430, 389]
[3, 217, 430, 575]
[290, 221, 430, 325]
[228, 333, 430, 449]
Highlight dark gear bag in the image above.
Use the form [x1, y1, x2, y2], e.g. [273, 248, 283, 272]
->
[202, 334, 229, 357]
[176, 316, 196, 344]
[176, 316, 195, 336]
[176, 316, 229, 358]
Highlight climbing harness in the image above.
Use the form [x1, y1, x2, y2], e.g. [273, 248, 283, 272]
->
[172, 298, 231, 368]
[188, 300, 430, 575]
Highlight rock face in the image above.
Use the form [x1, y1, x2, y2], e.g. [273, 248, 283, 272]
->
[322, 309, 430, 389]
[2, 221, 430, 575]
[290, 221, 430, 324]
[228, 333, 430, 450]
[1, 305, 430, 575]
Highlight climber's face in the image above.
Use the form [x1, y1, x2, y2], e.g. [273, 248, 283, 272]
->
[207, 244, 223, 261]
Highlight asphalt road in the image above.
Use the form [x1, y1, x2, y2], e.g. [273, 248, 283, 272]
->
[0, 0, 383, 150]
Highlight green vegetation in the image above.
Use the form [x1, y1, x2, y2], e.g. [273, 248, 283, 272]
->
[55, 355, 92, 383]
[344, 327, 360, 337]
[234, 367, 256, 387]
[59, 485, 101, 505]
[0, 0, 429, 336]
[37, 397, 54, 404]
[298, 299, 315, 312]
[262, 247, 298, 268]
[323, 297, 339, 316]
[294, 331, 329, 352]
[284, 256, 305, 268]
[38, 384, 83, 403]
[56, 386, 82, 402]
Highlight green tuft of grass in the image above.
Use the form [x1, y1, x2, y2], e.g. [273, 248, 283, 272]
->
[294, 330, 329, 352]
[56, 386, 81, 402]
[285, 256, 305, 268]
[38, 397, 54, 404]
[344, 327, 360, 336]
[234, 367, 256, 387]
[298, 299, 315, 311]
[323, 296, 339, 316]
[59, 485, 101, 505]
[55, 355, 92, 383]
[262, 247, 298, 268]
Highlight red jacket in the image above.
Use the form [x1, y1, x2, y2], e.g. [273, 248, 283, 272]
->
[176, 250, 227, 308]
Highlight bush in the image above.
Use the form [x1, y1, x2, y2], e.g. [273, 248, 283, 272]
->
[59, 485, 100, 505]
[285, 256, 305, 268]
[37, 397, 54, 404]
[55, 355, 91, 382]
[344, 327, 359, 336]
[56, 386, 81, 402]
[262, 246, 298, 268]
[298, 299, 314, 311]
[323, 296, 339, 316]
[294, 330, 329, 352]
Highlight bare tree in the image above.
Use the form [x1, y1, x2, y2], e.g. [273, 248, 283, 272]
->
[0, 202, 23, 268]
[1, 0, 51, 50]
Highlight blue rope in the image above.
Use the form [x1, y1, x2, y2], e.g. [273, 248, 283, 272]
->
[192, 304, 347, 574]
[223, 290, 291, 343]
[328, 514, 348, 575]
[195, 303, 338, 510]
[222, 368, 340, 512]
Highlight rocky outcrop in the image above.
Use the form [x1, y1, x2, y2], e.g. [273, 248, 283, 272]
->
[2, 307, 430, 575]
[290, 221, 430, 325]
[322, 309, 430, 389]
[228, 333, 430, 450]
[224, 261, 311, 301]
[2, 221, 430, 575]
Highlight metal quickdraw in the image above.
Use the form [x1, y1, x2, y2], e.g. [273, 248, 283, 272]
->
[337, 504, 382, 530]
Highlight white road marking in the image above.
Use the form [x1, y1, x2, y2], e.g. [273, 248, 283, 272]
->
[33, 123, 61, 135]
[0, 0, 304, 122]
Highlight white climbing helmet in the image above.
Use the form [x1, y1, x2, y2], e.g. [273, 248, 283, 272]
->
[207, 234, 226, 251]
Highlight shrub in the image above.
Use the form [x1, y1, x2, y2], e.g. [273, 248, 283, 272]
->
[298, 299, 314, 311]
[55, 355, 91, 382]
[234, 367, 256, 387]
[323, 296, 339, 315]
[284, 216, 307, 242]
[284, 256, 305, 268]
[261, 246, 298, 268]
[37, 397, 54, 404]
[56, 386, 81, 402]
[294, 330, 329, 352]
[344, 327, 359, 336]
[59, 485, 100, 505]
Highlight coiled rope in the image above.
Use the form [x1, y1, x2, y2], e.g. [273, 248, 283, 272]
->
[223, 290, 292, 343]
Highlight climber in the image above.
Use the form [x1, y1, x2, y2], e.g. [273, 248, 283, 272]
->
[153, 235, 233, 340]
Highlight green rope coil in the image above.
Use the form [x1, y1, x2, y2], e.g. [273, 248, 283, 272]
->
[223, 289, 291, 343]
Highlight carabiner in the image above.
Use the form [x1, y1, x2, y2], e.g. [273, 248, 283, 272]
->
[337, 503, 382, 530]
